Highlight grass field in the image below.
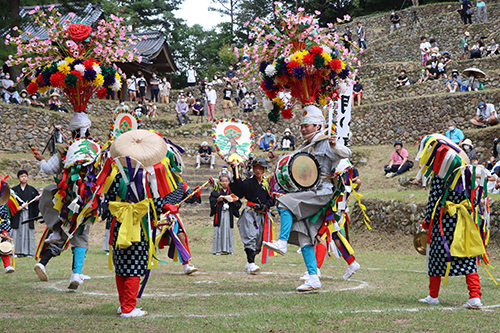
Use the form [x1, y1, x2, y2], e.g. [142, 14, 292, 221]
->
[1, 215, 499, 333]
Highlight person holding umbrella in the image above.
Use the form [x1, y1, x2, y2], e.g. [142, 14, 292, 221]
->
[462, 68, 485, 91]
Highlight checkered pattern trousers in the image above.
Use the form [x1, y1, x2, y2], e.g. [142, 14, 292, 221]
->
[425, 177, 477, 277]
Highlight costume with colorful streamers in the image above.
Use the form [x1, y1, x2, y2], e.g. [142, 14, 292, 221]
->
[417, 134, 496, 308]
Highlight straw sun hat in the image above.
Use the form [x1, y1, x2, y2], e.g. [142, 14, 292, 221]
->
[110, 129, 168, 168]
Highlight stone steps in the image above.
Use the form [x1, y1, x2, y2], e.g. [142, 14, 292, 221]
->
[350, 87, 500, 146]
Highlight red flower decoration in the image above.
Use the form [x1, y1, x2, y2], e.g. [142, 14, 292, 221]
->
[330, 59, 342, 72]
[302, 53, 315, 66]
[68, 24, 93, 42]
[310, 46, 323, 56]
[27, 82, 39, 95]
[281, 108, 293, 119]
[286, 61, 300, 75]
[70, 70, 83, 80]
[50, 72, 66, 87]
[37, 74, 44, 85]
[83, 59, 98, 69]
[96, 87, 107, 99]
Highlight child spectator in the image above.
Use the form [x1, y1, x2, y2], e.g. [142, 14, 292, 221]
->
[19, 90, 31, 106]
[133, 101, 146, 117]
[137, 73, 148, 102]
[460, 32, 470, 60]
[192, 99, 204, 123]
[48, 92, 67, 112]
[114, 99, 129, 113]
[437, 58, 447, 78]
[186, 92, 195, 112]
[419, 36, 431, 67]
[243, 92, 258, 112]
[127, 74, 137, 102]
[442, 51, 452, 65]
[444, 69, 462, 92]
[222, 83, 234, 117]
[146, 100, 157, 118]
[396, 70, 410, 87]
[352, 77, 363, 107]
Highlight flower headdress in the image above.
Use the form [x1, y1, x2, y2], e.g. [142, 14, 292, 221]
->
[5, 6, 144, 113]
[240, 3, 357, 123]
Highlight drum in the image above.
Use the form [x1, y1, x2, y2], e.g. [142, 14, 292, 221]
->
[275, 152, 320, 192]
[0, 240, 13, 255]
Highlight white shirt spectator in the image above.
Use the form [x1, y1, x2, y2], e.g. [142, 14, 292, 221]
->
[206, 89, 217, 104]
[420, 42, 431, 55]
[477, 103, 497, 119]
[127, 78, 137, 91]
[187, 69, 197, 84]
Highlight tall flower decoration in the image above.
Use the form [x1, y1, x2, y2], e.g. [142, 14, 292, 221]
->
[240, 2, 358, 123]
[5, 7, 145, 113]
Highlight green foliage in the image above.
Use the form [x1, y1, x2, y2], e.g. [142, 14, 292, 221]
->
[218, 43, 238, 68]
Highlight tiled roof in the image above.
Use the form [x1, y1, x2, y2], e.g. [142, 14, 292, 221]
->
[16, 3, 104, 41]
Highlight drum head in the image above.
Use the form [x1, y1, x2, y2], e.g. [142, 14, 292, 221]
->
[290, 153, 320, 190]
[0, 241, 13, 255]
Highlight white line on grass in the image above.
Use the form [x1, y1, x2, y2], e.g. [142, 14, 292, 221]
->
[43, 273, 369, 297]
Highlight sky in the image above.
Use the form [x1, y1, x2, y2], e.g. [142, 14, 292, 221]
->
[173, 0, 227, 30]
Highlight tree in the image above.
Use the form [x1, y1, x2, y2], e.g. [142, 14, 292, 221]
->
[208, 0, 242, 36]
[100, 0, 183, 33]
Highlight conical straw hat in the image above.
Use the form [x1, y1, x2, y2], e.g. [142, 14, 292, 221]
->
[110, 129, 167, 168]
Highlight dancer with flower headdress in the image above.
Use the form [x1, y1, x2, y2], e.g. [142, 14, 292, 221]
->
[241, 6, 360, 291]
[5, 7, 144, 288]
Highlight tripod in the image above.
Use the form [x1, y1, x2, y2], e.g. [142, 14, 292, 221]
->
[407, 11, 422, 37]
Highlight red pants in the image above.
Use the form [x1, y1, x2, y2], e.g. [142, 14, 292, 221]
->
[115, 275, 140, 314]
[1, 255, 10, 268]
[429, 273, 482, 299]
[315, 243, 355, 269]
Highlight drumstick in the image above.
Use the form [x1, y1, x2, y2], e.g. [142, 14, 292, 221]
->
[29, 143, 40, 156]
[159, 179, 211, 219]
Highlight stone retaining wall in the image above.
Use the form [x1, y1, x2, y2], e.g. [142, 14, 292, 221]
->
[360, 5, 500, 65]
[350, 197, 500, 240]
[350, 89, 500, 147]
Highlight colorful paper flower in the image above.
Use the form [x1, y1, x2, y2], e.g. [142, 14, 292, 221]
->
[50, 71, 66, 87]
[281, 108, 294, 119]
[27, 81, 38, 94]
[68, 23, 92, 42]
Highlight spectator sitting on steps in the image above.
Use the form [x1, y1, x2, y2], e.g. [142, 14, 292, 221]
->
[384, 140, 413, 178]
[463, 75, 480, 91]
[389, 10, 400, 34]
[445, 120, 464, 145]
[460, 139, 477, 160]
[196, 141, 215, 170]
[486, 39, 499, 56]
[396, 70, 410, 87]
[444, 69, 462, 92]
[352, 77, 363, 107]
[470, 101, 498, 127]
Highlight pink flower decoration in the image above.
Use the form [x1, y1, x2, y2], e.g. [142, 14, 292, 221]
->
[315, 10, 321, 15]
[12, 26, 18, 31]
[69, 12, 76, 18]
[49, 5, 55, 11]
[343, 14, 351, 21]
[337, 17, 342, 23]
[298, 7, 304, 11]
